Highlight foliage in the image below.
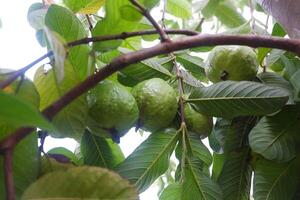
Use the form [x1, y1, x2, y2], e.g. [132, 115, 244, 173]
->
[1, 0, 300, 199]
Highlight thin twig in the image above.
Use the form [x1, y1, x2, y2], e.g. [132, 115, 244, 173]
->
[4, 148, 15, 200]
[0, 51, 53, 89]
[1, 34, 300, 150]
[129, 0, 169, 42]
[162, 0, 167, 29]
[85, 14, 93, 31]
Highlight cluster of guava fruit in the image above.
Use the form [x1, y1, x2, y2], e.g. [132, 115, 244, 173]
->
[87, 77, 214, 142]
[87, 46, 259, 142]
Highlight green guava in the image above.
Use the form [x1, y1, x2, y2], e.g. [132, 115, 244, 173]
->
[205, 46, 258, 83]
[88, 80, 139, 141]
[184, 103, 213, 139]
[40, 157, 74, 177]
[0, 69, 40, 107]
[132, 78, 178, 132]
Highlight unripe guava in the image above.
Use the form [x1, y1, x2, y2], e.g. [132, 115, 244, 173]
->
[184, 103, 213, 139]
[132, 78, 178, 132]
[40, 157, 74, 177]
[205, 46, 258, 83]
[88, 80, 139, 141]
[0, 69, 40, 107]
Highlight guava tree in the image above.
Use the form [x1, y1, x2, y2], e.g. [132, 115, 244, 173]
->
[1, 0, 300, 199]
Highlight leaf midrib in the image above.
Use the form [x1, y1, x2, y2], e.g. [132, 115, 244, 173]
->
[135, 132, 179, 187]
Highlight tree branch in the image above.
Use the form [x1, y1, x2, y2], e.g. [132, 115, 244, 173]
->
[0, 29, 197, 89]
[1, 34, 300, 150]
[0, 51, 53, 89]
[129, 0, 169, 42]
[4, 148, 15, 200]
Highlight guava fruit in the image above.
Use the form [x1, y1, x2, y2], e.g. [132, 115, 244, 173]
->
[0, 69, 40, 107]
[184, 103, 213, 138]
[40, 156, 74, 176]
[205, 46, 258, 83]
[88, 80, 139, 141]
[132, 78, 178, 132]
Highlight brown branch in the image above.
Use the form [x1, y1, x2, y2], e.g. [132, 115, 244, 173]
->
[4, 148, 15, 200]
[1, 34, 300, 150]
[129, 0, 169, 42]
[0, 29, 197, 89]
[85, 14, 93, 31]
[0, 51, 53, 89]
[67, 29, 197, 47]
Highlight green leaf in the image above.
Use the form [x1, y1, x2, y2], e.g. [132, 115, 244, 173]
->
[222, 22, 251, 35]
[63, 0, 105, 14]
[186, 132, 212, 167]
[290, 69, 300, 100]
[138, 0, 160, 9]
[27, 3, 47, 30]
[218, 148, 252, 200]
[34, 63, 88, 140]
[215, 1, 246, 28]
[120, 5, 143, 22]
[166, 0, 192, 19]
[118, 49, 173, 86]
[44, 28, 67, 83]
[92, 0, 139, 51]
[176, 53, 207, 82]
[81, 131, 124, 169]
[258, 72, 294, 104]
[116, 129, 179, 192]
[47, 147, 81, 165]
[0, 91, 53, 131]
[45, 4, 90, 79]
[210, 117, 257, 154]
[202, 0, 222, 18]
[188, 81, 289, 119]
[182, 158, 223, 200]
[253, 157, 300, 200]
[22, 166, 138, 199]
[0, 132, 39, 199]
[160, 183, 183, 200]
[249, 105, 300, 163]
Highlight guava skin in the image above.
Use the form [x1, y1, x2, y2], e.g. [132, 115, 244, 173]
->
[132, 78, 178, 132]
[184, 103, 213, 139]
[205, 46, 258, 83]
[0, 69, 40, 107]
[88, 80, 139, 139]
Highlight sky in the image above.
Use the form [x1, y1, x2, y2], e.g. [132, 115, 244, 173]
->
[0, 1, 271, 199]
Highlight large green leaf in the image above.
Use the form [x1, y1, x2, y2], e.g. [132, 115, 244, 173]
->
[63, 0, 105, 14]
[176, 53, 207, 82]
[81, 130, 124, 169]
[258, 72, 294, 104]
[186, 132, 212, 167]
[116, 129, 179, 192]
[22, 166, 138, 199]
[218, 148, 252, 200]
[160, 183, 183, 200]
[253, 156, 300, 200]
[215, 1, 246, 28]
[0, 91, 53, 131]
[182, 158, 223, 200]
[0, 132, 39, 199]
[188, 81, 289, 119]
[45, 5, 90, 79]
[166, 0, 192, 19]
[249, 105, 300, 163]
[118, 48, 174, 86]
[34, 63, 88, 140]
